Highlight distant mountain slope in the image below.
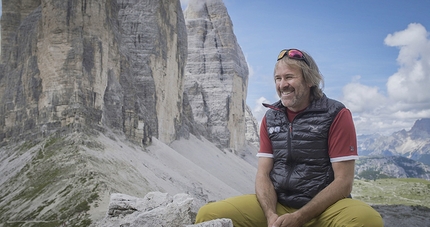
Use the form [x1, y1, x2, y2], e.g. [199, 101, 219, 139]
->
[0, 131, 257, 225]
[355, 156, 430, 180]
[358, 118, 430, 165]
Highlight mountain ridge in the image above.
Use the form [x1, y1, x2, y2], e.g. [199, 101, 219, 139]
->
[358, 118, 430, 164]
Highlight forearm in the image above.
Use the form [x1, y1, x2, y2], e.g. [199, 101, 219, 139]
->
[255, 173, 278, 220]
[294, 177, 353, 224]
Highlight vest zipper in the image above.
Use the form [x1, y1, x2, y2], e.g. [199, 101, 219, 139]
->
[286, 122, 294, 186]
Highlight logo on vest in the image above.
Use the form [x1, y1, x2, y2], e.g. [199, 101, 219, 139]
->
[269, 126, 281, 134]
[309, 125, 319, 133]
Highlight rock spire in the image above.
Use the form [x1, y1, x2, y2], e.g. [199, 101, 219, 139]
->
[184, 0, 250, 152]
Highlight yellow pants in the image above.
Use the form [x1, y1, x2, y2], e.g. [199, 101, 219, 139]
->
[195, 194, 383, 227]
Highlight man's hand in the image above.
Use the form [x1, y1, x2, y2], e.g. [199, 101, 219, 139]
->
[271, 212, 304, 227]
[267, 213, 279, 227]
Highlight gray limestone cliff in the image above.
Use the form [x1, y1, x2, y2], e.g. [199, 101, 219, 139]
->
[183, 0, 250, 153]
[0, 0, 187, 146]
[0, 0, 259, 225]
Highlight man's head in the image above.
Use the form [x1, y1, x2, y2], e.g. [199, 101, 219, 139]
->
[274, 49, 324, 110]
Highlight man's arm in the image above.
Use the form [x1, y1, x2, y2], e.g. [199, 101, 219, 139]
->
[255, 157, 279, 226]
[275, 160, 355, 226]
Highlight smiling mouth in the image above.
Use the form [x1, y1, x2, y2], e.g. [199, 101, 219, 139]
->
[281, 91, 293, 96]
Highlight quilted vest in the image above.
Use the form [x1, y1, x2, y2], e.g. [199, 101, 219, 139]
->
[263, 94, 345, 209]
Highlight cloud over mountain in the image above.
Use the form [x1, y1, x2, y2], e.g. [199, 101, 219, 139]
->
[340, 23, 430, 135]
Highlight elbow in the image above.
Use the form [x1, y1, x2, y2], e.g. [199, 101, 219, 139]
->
[334, 177, 353, 198]
[343, 179, 354, 197]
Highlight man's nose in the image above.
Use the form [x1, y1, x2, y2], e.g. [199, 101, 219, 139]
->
[279, 78, 289, 87]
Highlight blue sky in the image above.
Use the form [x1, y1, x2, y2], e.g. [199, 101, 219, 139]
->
[182, 0, 430, 135]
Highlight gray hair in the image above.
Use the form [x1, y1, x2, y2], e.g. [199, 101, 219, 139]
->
[274, 50, 324, 101]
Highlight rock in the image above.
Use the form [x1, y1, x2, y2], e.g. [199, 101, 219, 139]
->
[187, 219, 233, 227]
[0, 0, 188, 146]
[372, 205, 430, 227]
[96, 191, 234, 227]
[95, 192, 196, 227]
[183, 0, 250, 152]
[96, 192, 430, 227]
[245, 105, 260, 150]
[1, 0, 41, 62]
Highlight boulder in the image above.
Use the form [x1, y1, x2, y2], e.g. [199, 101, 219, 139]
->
[95, 191, 234, 227]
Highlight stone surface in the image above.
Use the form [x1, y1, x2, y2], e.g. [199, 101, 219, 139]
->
[1, 0, 41, 62]
[245, 104, 260, 150]
[183, 0, 249, 152]
[95, 192, 196, 227]
[187, 219, 233, 227]
[373, 205, 430, 227]
[95, 191, 235, 227]
[0, 0, 187, 146]
[95, 191, 430, 227]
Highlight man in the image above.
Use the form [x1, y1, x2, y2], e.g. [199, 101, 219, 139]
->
[195, 49, 383, 227]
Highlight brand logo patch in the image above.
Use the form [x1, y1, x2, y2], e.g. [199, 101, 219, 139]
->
[309, 125, 319, 133]
[269, 126, 281, 134]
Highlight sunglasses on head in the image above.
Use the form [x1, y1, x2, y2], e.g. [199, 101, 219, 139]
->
[277, 49, 310, 66]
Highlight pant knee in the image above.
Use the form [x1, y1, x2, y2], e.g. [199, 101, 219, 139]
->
[340, 203, 384, 227]
[195, 202, 218, 223]
[195, 195, 266, 227]
[352, 206, 383, 226]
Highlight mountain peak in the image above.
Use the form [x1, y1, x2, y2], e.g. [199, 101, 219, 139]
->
[410, 118, 430, 134]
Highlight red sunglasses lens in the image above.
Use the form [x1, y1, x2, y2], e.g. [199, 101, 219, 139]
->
[277, 49, 309, 66]
[287, 49, 304, 59]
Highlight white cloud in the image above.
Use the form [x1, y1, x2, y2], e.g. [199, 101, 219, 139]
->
[341, 23, 430, 135]
[341, 80, 387, 113]
[385, 23, 430, 104]
[251, 97, 270, 126]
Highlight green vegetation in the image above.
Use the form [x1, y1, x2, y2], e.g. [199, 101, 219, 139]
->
[18, 140, 38, 153]
[357, 169, 391, 180]
[353, 178, 430, 208]
[0, 134, 99, 227]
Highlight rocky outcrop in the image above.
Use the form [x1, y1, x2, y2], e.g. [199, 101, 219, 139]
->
[245, 105, 260, 149]
[0, 0, 187, 146]
[0, 0, 257, 153]
[1, 0, 42, 62]
[96, 192, 196, 227]
[183, 0, 249, 152]
[0, 0, 259, 225]
[95, 191, 429, 227]
[373, 205, 430, 227]
[96, 192, 235, 227]
[0, 128, 256, 226]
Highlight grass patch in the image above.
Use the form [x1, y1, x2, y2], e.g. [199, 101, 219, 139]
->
[353, 178, 430, 207]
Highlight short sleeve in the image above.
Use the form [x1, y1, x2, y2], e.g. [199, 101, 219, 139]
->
[328, 108, 359, 162]
[257, 116, 274, 158]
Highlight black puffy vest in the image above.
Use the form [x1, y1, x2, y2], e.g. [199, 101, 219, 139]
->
[263, 94, 345, 209]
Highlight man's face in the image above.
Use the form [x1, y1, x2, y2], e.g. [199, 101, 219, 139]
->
[274, 62, 312, 112]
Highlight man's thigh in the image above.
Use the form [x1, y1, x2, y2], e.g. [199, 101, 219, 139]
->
[304, 198, 383, 227]
[195, 194, 267, 227]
